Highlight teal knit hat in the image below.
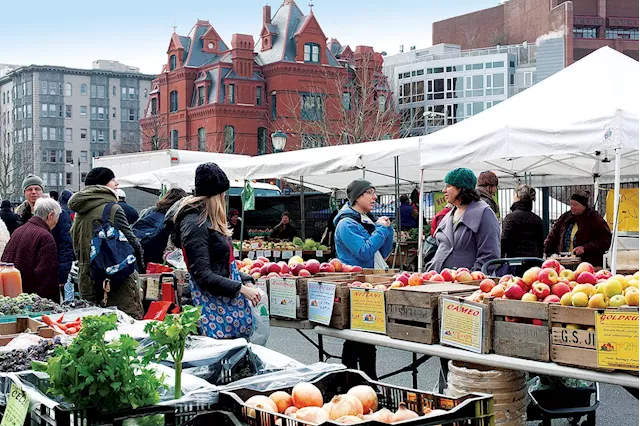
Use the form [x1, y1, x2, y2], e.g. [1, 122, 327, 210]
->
[444, 168, 477, 190]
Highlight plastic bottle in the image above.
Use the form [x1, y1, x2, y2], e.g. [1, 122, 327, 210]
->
[2, 264, 22, 298]
[0, 263, 4, 296]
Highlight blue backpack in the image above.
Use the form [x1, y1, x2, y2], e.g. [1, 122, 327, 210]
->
[132, 208, 166, 245]
[90, 203, 137, 293]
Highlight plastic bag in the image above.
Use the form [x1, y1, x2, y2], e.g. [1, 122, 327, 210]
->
[165, 249, 187, 270]
[249, 288, 269, 346]
[0, 334, 45, 352]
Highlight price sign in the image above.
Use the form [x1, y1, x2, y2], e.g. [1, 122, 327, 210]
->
[256, 250, 265, 258]
[1, 383, 30, 426]
[282, 251, 293, 260]
[595, 310, 639, 370]
[440, 297, 484, 354]
[350, 288, 386, 334]
[255, 278, 269, 314]
[145, 277, 159, 300]
[295, 250, 303, 258]
[315, 250, 324, 258]
[233, 249, 240, 258]
[273, 250, 281, 258]
[264, 250, 272, 257]
[248, 251, 256, 260]
[308, 282, 336, 325]
[251, 243, 260, 249]
[269, 278, 297, 319]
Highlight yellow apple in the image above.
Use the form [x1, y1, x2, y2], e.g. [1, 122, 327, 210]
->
[586, 326, 595, 332]
[595, 284, 605, 294]
[628, 279, 639, 289]
[588, 293, 609, 309]
[625, 291, 639, 307]
[609, 295, 626, 307]
[560, 292, 573, 306]
[574, 284, 596, 297]
[566, 324, 582, 330]
[611, 275, 629, 288]
[624, 286, 639, 296]
[572, 292, 589, 307]
[603, 279, 624, 297]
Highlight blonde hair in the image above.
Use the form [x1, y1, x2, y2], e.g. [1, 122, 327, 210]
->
[174, 193, 231, 237]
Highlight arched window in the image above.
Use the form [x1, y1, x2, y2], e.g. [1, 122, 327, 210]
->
[171, 129, 179, 149]
[304, 43, 320, 63]
[224, 126, 235, 153]
[198, 127, 206, 151]
[257, 127, 267, 155]
[169, 55, 177, 71]
[80, 84, 87, 95]
[65, 82, 72, 97]
[169, 90, 178, 112]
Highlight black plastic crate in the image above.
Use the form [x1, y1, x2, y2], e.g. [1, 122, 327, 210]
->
[220, 369, 494, 426]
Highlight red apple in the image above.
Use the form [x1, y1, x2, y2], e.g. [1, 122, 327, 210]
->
[514, 278, 529, 292]
[532, 319, 544, 326]
[342, 265, 352, 273]
[267, 272, 280, 278]
[268, 263, 282, 274]
[260, 264, 270, 276]
[575, 262, 595, 275]
[429, 274, 445, 282]
[541, 259, 562, 274]
[551, 282, 572, 298]
[408, 273, 424, 286]
[290, 263, 305, 276]
[277, 262, 290, 274]
[490, 285, 506, 298]
[532, 282, 551, 300]
[479, 279, 496, 293]
[471, 271, 486, 281]
[537, 268, 559, 286]
[389, 281, 404, 289]
[350, 266, 363, 273]
[251, 272, 261, 279]
[403, 271, 411, 277]
[457, 267, 470, 274]
[396, 274, 410, 286]
[522, 268, 541, 286]
[329, 259, 343, 272]
[250, 267, 262, 276]
[422, 271, 435, 281]
[595, 270, 612, 280]
[252, 260, 265, 269]
[298, 269, 311, 277]
[319, 263, 336, 273]
[504, 285, 525, 300]
[499, 275, 513, 285]
[576, 271, 597, 285]
[440, 269, 455, 282]
[258, 256, 270, 263]
[521, 293, 538, 302]
[351, 281, 363, 287]
[305, 260, 321, 275]
[456, 271, 473, 283]
[543, 294, 561, 303]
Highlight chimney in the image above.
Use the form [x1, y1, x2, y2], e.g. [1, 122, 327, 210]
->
[231, 34, 255, 78]
[399, 45, 404, 53]
[263, 5, 271, 25]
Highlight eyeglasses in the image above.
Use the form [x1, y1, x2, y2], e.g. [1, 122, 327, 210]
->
[364, 189, 376, 196]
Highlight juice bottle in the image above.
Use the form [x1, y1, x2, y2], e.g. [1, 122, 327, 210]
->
[0, 263, 4, 296]
[2, 264, 22, 298]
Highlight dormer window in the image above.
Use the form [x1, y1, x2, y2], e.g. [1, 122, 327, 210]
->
[198, 86, 206, 106]
[304, 43, 320, 63]
[169, 55, 177, 71]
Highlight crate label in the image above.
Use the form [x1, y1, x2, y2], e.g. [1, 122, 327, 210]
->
[295, 250, 303, 258]
[256, 250, 265, 258]
[308, 282, 336, 325]
[273, 250, 281, 258]
[251, 243, 260, 249]
[440, 297, 484, 354]
[350, 288, 386, 334]
[315, 250, 324, 258]
[264, 250, 272, 257]
[256, 279, 269, 313]
[269, 278, 297, 319]
[595, 310, 639, 370]
[1, 383, 30, 426]
[248, 251, 256, 260]
[282, 251, 293, 260]
[233, 249, 240, 258]
[146, 277, 159, 300]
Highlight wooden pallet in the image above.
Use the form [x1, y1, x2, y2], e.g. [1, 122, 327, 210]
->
[493, 299, 551, 362]
[386, 283, 478, 344]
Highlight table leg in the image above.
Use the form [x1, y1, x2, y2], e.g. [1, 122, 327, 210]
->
[318, 334, 324, 362]
[412, 352, 418, 389]
[439, 357, 449, 393]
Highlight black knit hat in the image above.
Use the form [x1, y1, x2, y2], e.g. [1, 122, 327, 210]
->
[85, 167, 116, 186]
[347, 179, 374, 206]
[571, 190, 590, 207]
[195, 163, 229, 197]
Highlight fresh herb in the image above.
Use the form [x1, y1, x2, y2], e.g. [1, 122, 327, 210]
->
[143, 306, 201, 399]
[33, 314, 164, 412]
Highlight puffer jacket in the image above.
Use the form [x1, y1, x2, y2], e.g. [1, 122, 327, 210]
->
[333, 205, 394, 268]
[501, 200, 544, 258]
[68, 186, 144, 318]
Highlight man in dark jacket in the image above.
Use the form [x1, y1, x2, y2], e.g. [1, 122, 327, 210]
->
[501, 185, 543, 259]
[0, 201, 21, 235]
[544, 190, 612, 267]
[59, 189, 75, 221]
[270, 212, 298, 241]
[476, 171, 499, 217]
[1, 198, 60, 301]
[116, 189, 139, 225]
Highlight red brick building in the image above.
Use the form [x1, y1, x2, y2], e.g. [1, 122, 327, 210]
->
[432, 0, 638, 65]
[141, 0, 396, 155]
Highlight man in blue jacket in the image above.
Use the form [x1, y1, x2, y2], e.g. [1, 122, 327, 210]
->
[334, 178, 393, 379]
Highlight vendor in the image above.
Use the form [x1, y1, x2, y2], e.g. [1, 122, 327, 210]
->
[270, 212, 298, 241]
[228, 208, 243, 241]
[399, 195, 419, 230]
[544, 190, 611, 267]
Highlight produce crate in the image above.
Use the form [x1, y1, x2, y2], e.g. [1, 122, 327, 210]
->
[492, 299, 551, 362]
[438, 295, 493, 354]
[220, 369, 494, 426]
[549, 305, 639, 371]
[386, 284, 478, 345]
[0, 312, 57, 324]
[362, 268, 399, 275]
[268, 277, 309, 321]
[0, 317, 60, 346]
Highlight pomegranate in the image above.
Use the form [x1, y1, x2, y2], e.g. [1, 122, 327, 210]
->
[269, 391, 293, 413]
[328, 395, 364, 420]
[296, 407, 330, 425]
[292, 383, 324, 408]
[347, 385, 378, 414]
[391, 403, 419, 423]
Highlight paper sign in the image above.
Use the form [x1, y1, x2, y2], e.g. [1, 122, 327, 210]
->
[316, 250, 324, 258]
[256, 278, 269, 310]
[248, 251, 256, 260]
[350, 288, 386, 334]
[1, 383, 30, 426]
[233, 249, 240, 258]
[273, 250, 281, 258]
[295, 250, 303, 258]
[440, 297, 484, 353]
[269, 278, 297, 319]
[264, 250, 272, 257]
[256, 250, 265, 258]
[595, 310, 639, 370]
[606, 188, 639, 232]
[282, 251, 293, 260]
[251, 243, 260, 249]
[308, 282, 336, 325]
[146, 277, 159, 300]
[433, 192, 447, 214]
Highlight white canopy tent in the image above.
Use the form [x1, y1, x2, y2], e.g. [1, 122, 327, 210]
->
[416, 47, 639, 273]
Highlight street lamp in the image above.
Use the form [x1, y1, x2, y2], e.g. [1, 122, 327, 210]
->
[271, 130, 287, 153]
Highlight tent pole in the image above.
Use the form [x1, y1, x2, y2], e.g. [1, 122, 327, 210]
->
[392, 156, 401, 270]
[610, 149, 621, 274]
[239, 189, 245, 258]
[417, 169, 425, 273]
[300, 176, 306, 240]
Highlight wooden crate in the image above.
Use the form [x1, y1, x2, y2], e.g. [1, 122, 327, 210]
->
[492, 299, 551, 362]
[550, 305, 639, 370]
[0, 317, 59, 346]
[386, 283, 478, 344]
[362, 268, 399, 275]
[439, 295, 494, 354]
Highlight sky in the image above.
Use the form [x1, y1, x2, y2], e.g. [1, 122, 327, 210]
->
[0, 0, 499, 75]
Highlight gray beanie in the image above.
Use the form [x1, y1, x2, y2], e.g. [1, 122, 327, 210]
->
[22, 174, 44, 192]
[347, 179, 374, 206]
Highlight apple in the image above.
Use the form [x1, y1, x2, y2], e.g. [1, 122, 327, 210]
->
[350, 266, 363, 273]
[537, 268, 559, 286]
[429, 274, 445, 282]
[257, 256, 270, 263]
[505, 316, 521, 323]
[260, 264, 270, 276]
[408, 273, 424, 287]
[603, 279, 624, 297]
[588, 293, 609, 309]
[490, 284, 506, 298]
[277, 262, 290, 274]
[389, 281, 404, 289]
[575, 262, 595, 275]
[499, 275, 514, 285]
[551, 282, 572, 298]
[342, 265, 352, 273]
[240, 267, 250, 274]
[521, 293, 538, 302]
[319, 263, 336, 273]
[403, 271, 412, 277]
[329, 259, 343, 272]
[609, 295, 626, 307]
[374, 284, 388, 290]
[571, 292, 589, 307]
[576, 272, 597, 285]
[625, 291, 639, 306]
[543, 294, 561, 303]
[456, 271, 473, 283]
[298, 269, 311, 277]
[479, 279, 496, 293]
[595, 270, 612, 280]
[440, 269, 455, 282]
[235, 260, 244, 269]
[290, 263, 306, 276]
[422, 271, 435, 281]
[268, 263, 282, 274]
[249, 267, 261, 275]
[457, 267, 470, 274]
[559, 269, 575, 281]
[504, 285, 525, 300]
[242, 258, 253, 266]
[252, 260, 264, 269]
[521, 268, 541, 287]
[267, 272, 280, 278]
[394, 274, 409, 286]
[360, 283, 373, 288]
[532, 282, 551, 300]
[541, 259, 562, 274]
[471, 271, 486, 281]
[560, 292, 573, 306]
[513, 278, 529, 292]
[251, 272, 262, 279]
[532, 319, 544, 326]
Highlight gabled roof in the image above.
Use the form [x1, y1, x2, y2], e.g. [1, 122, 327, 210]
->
[224, 69, 266, 82]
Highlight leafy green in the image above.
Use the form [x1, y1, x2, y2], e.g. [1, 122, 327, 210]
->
[34, 314, 164, 412]
[143, 306, 201, 399]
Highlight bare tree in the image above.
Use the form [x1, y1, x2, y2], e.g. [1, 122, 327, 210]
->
[490, 29, 511, 46]
[110, 129, 142, 154]
[140, 112, 170, 151]
[0, 111, 30, 200]
[463, 24, 480, 49]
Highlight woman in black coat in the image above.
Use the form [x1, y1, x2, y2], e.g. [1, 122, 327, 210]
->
[501, 185, 544, 270]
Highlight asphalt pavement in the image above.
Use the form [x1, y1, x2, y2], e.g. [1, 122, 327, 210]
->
[265, 327, 639, 426]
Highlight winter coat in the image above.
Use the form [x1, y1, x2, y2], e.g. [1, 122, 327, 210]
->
[60, 190, 75, 220]
[0, 207, 21, 235]
[1, 216, 59, 301]
[135, 206, 171, 266]
[399, 203, 418, 229]
[0, 219, 10, 258]
[118, 201, 139, 226]
[431, 207, 451, 237]
[68, 186, 144, 318]
[544, 208, 612, 267]
[229, 219, 243, 241]
[16, 200, 74, 284]
[270, 223, 298, 241]
[501, 200, 544, 258]
[477, 188, 499, 216]
[172, 205, 245, 298]
[428, 200, 501, 272]
[333, 205, 394, 268]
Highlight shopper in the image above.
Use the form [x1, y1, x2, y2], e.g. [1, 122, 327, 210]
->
[228, 208, 243, 241]
[476, 171, 499, 216]
[171, 163, 260, 339]
[270, 212, 298, 241]
[431, 203, 452, 237]
[428, 168, 500, 272]
[116, 189, 140, 225]
[134, 188, 188, 265]
[69, 167, 144, 318]
[49, 191, 59, 202]
[334, 178, 394, 380]
[59, 189, 75, 221]
[1, 198, 60, 301]
[0, 201, 21, 235]
[544, 190, 611, 267]
[399, 195, 419, 230]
